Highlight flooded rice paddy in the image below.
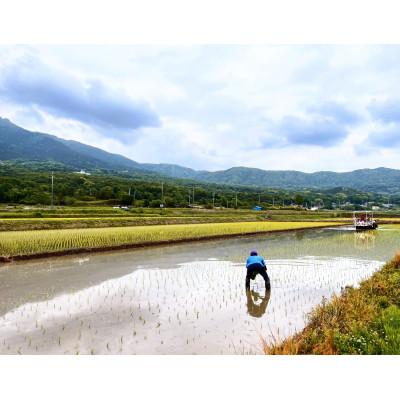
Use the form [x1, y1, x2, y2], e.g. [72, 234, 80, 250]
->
[0, 225, 399, 354]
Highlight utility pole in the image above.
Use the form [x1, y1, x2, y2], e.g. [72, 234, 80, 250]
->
[235, 192, 238, 208]
[128, 187, 131, 196]
[51, 171, 54, 208]
[192, 186, 195, 205]
[212, 191, 215, 208]
[258, 193, 261, 204]
[161, 182, 164, 205]
[188, 190, 191, 207]
[226, 199, 229, 208]
[272, 197, 275, 207]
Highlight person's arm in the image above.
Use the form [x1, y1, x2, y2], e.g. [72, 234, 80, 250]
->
[261, 257, 266, 267]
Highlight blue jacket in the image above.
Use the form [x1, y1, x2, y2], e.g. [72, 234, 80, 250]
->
[246, 255, 266, 268]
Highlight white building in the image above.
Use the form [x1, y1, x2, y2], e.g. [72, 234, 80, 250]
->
[75, 169, 91, 175]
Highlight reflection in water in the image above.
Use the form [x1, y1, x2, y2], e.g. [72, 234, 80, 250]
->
[0, 226, 399, 354]
[353, 231, 377, 250]
[294, 230, 307, 241]
[0, 257, 384, 354]
[246, 289, 270, 318]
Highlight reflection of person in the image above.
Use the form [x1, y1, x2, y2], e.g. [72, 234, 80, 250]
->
[246, 289, 270, 318]
[245, 249, 271, 290]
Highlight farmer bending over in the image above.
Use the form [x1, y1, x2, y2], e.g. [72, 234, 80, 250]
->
[245, 249, 271, 291]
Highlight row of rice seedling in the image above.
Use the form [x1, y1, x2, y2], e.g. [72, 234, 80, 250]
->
[0, 254, 382, 354]
[0, 221, 340, 258]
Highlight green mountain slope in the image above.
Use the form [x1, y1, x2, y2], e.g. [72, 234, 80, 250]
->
[1, 117, 400, 193]
[194, 167, 400, 193]
[0, 117, 140, 171]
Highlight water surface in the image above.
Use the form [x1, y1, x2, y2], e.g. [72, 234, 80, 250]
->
[0, 226, 399, 354]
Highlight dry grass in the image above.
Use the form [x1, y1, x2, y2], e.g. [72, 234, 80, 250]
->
[264, 252, 400, 355]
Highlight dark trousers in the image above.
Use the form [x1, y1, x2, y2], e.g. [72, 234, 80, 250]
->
[245, 264, 271, 290]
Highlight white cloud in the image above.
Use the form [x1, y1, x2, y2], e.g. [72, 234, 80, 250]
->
[2, 45, 400, 171]
[0, 47, 160, 142]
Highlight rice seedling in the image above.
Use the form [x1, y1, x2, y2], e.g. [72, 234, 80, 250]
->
[0, 221, 340, 258]
[0, 225, 398, 355]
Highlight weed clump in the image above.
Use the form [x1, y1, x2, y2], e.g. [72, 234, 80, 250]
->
[265, 253, 400, 354]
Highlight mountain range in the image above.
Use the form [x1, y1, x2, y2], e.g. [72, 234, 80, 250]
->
[1, 116, 400, 193]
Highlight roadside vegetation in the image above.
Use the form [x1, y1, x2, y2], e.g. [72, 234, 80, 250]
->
[264, 253, 400, 355]
[0, 221, 341, 260]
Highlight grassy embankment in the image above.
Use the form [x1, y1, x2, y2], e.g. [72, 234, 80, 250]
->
[2, 205, 399, 231]
[0, 207, 355, 231]
[0, 221, 342, 261]
[0, 215, 267, 231]
[265, 253, 400, 355]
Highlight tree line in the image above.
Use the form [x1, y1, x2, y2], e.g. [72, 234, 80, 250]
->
[0, 166, 397, 210]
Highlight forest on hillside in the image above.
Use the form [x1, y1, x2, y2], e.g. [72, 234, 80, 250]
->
[0, 164, 397, 210]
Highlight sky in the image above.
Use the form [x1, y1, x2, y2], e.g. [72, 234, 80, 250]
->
[1, 45, 400, 172]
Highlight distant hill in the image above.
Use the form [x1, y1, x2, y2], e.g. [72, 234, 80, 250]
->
[138, 164, 400, 194]
[1, 117, 400, 193]
[0, 117, 141, 171]
[140, 163, 206, 179]
[193, 167, 400, 194]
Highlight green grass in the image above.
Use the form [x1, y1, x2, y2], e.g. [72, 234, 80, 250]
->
[0, 221, 341, 258]
[0, 206, 352, 219]
[0, 215, 266, 231]
[3, 205, 398, 233]
[0, 206, 356, 231]
[265, 253, 400, 355]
